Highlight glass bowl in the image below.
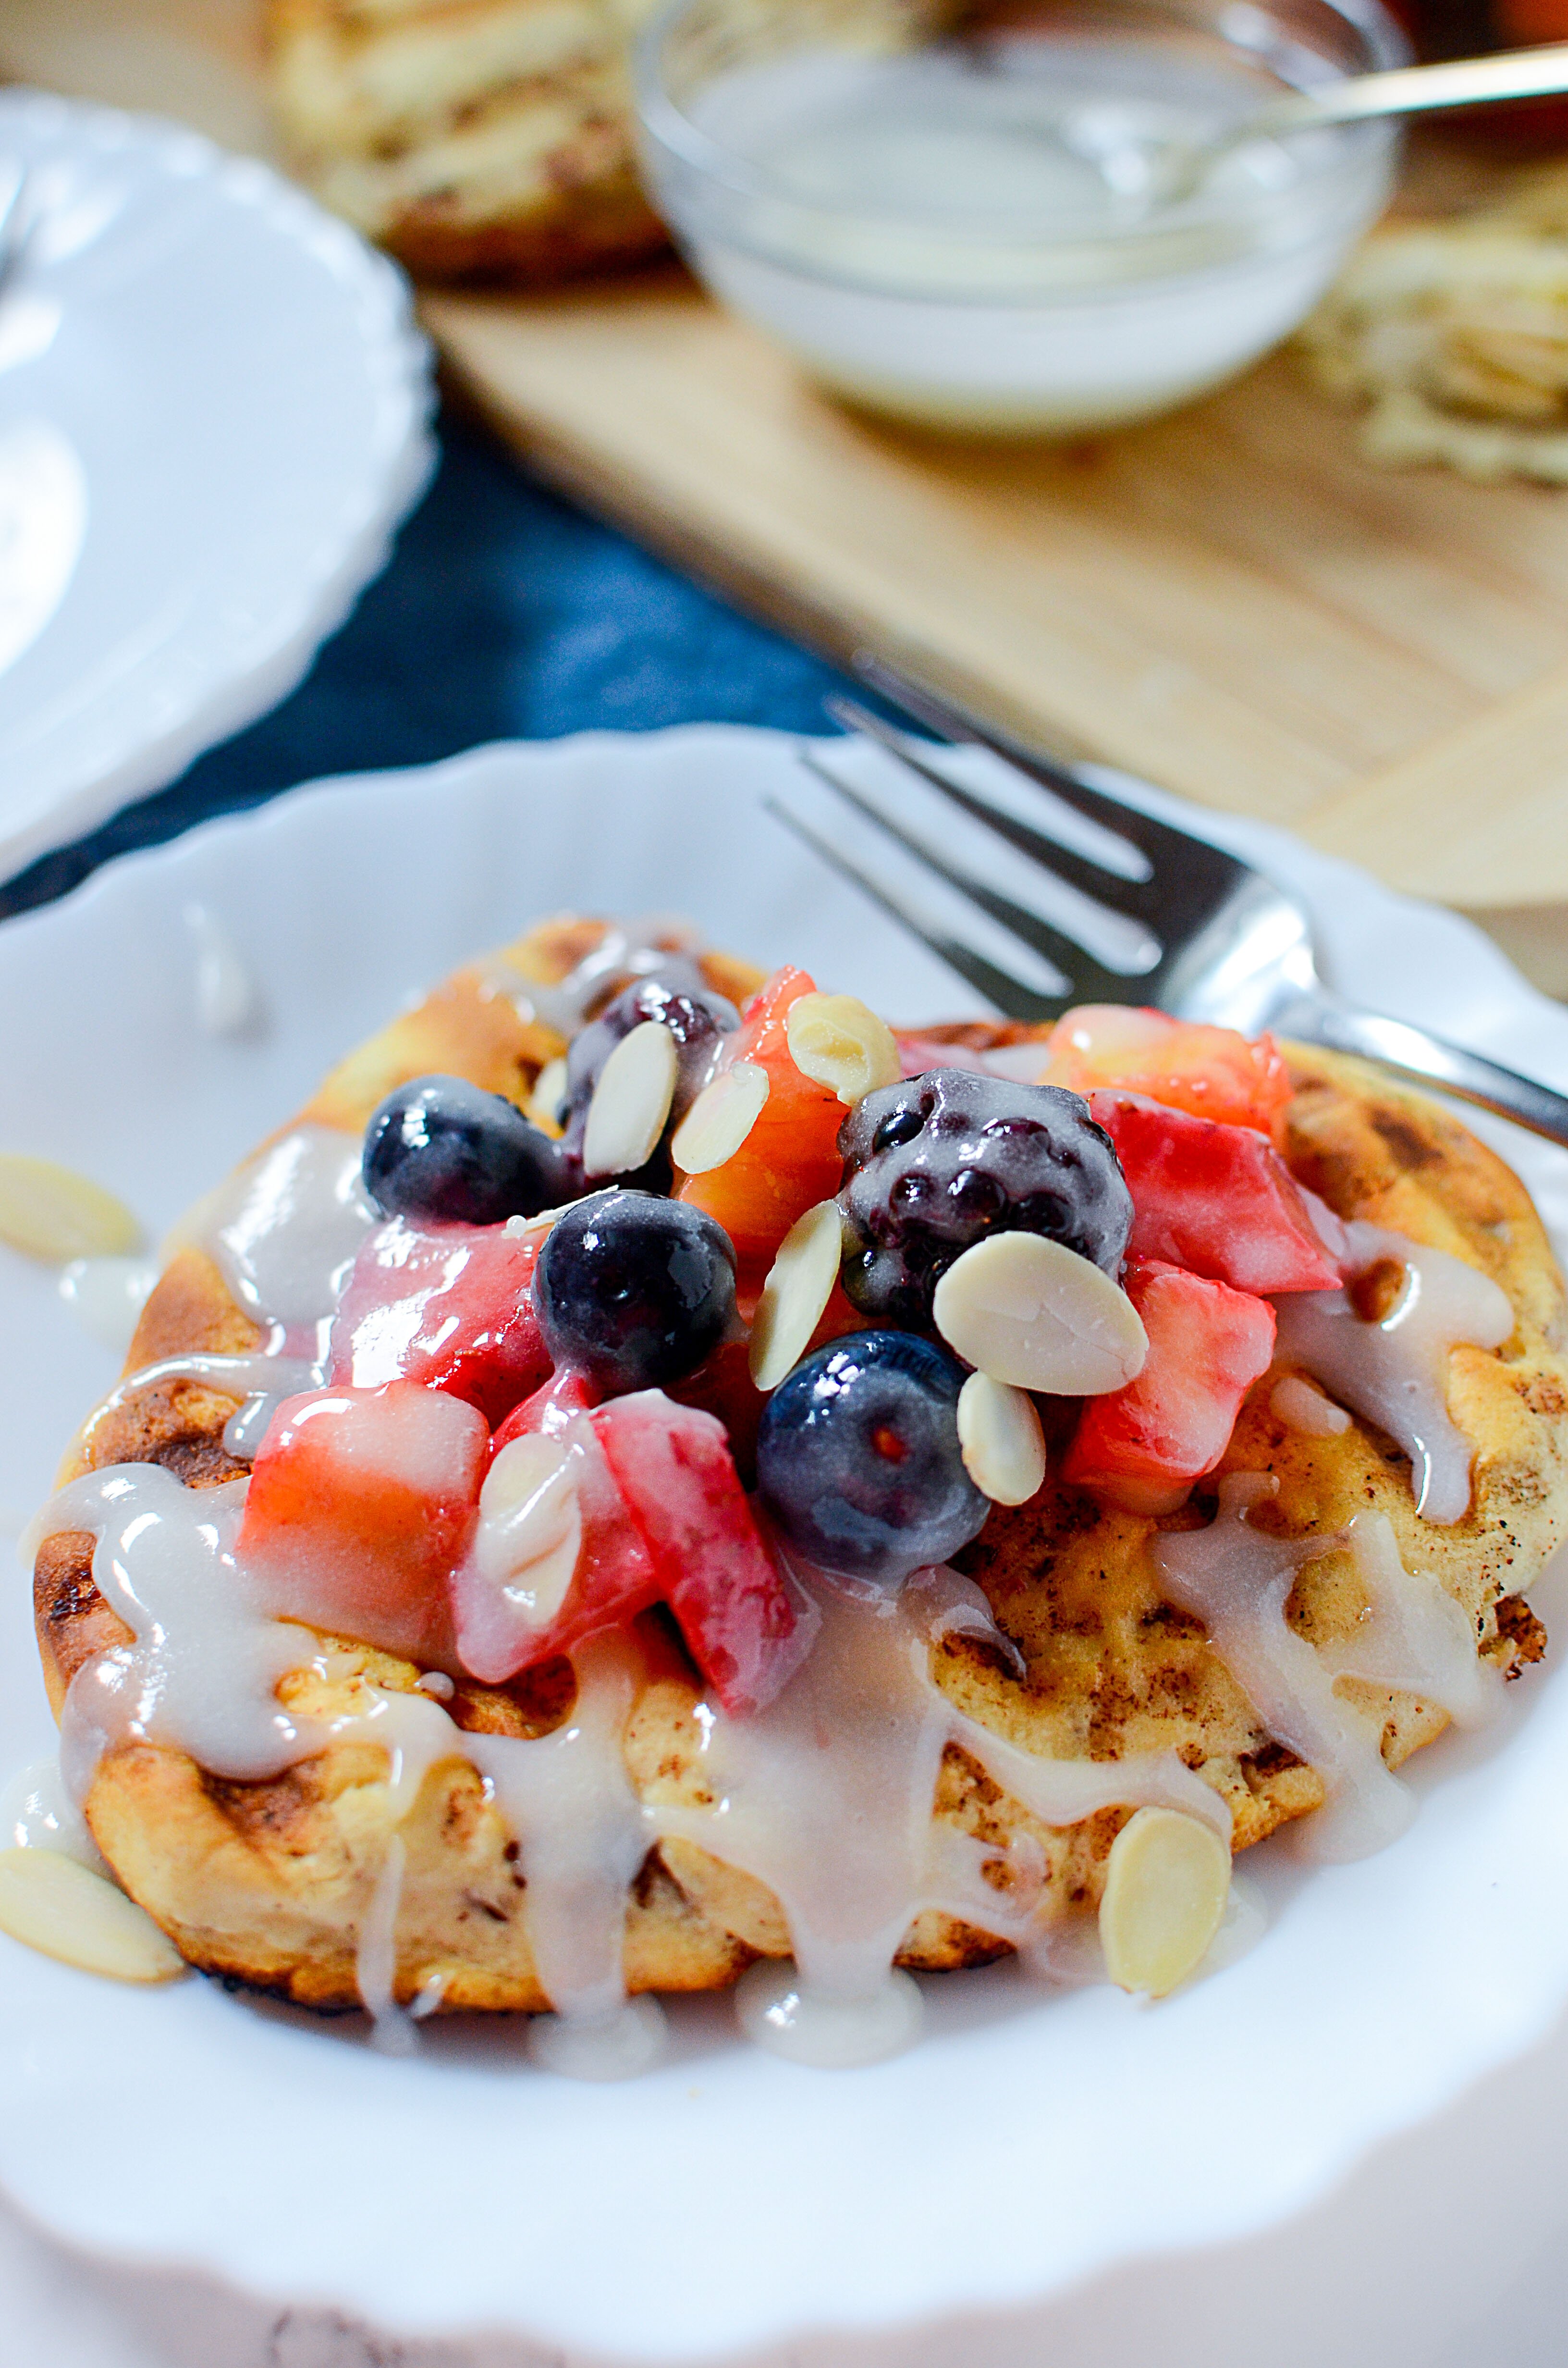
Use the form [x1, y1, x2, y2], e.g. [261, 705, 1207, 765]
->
[634, 0, 1408, 433]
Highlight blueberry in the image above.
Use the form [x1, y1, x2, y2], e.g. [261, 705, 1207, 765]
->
[559, 973, 738, 1193]
[363, 1075, 565, 1225]
[756, 1331, 988, 1580]
[533, 1189, 737, 1394]
[838, 1069, 1132, 1331]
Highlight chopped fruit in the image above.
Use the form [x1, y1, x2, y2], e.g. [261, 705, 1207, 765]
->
[362, 1075, 564, 1225]
[490, 1365, 600, 1455]
[533, 1189, 738, 1395]
[756, 1330, 988, 1581]
[240, 1382, 488, 1664]
[596, 1392, 801, 1715]
[1041, 1007, 1292, 1139]
[474, 1381, 799, 1714]
[559, 973, 737, 1192]
[457, 1378, 659, 1680]
[838, 1068, 1132, 1331]
[671, 1337, 766, 1486]
[677, 967, 846, 1284]
[1089, 1093, 1342, 1295]
[1062, 1262, 1276, 1514]
[330, 1219, 552, 1427]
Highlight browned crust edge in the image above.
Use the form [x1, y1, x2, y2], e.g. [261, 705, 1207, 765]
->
[31, 959, 1568, 2011]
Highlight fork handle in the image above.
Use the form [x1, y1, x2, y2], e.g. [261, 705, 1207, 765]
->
[1274, 991, 1568, 1151]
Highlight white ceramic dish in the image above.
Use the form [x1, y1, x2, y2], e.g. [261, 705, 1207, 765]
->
[1, 727, 1567, 2368]
[0, 89, 434, 883]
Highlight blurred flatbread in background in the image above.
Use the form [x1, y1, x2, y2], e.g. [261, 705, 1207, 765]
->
[1299, 151, 1568, 481]
[265, 0, 669, 282]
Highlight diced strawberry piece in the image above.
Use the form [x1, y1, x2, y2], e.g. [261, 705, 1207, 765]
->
[329, 1219, 551, 1427]
[677, 966, 845, 1286]
[239, 1381, 488, 1664]
[1090, 1092, 1342, 1294]
[490, 1365, 600, 1457]
[1063, 1261, 1276, 1515]
[1042, 1006, 1292, 1139]
[594, 1392, 800, 1716]
[451, 1379, 658, 1683]
[457, 1383, 797, 1710]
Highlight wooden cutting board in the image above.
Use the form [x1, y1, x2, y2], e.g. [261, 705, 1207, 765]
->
[10, 0, 1568, 997]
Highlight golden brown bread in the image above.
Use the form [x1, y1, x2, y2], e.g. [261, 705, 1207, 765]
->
[32, 922, 1568, 2010]
[266, 0, 670, 282]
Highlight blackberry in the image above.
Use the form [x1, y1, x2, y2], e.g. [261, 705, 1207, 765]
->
[837, 1068, 1131, 1330]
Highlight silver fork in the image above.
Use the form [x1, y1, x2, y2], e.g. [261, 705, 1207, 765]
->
[767, 660, 1568, 1151]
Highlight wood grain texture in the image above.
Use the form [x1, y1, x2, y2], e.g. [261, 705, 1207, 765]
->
[427, 271, 1568, 869]
[12, 0, 1568, 980]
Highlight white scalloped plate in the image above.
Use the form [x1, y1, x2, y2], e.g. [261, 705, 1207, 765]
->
[0, 89, 433, 881]
[1, 728, 1568, 2368]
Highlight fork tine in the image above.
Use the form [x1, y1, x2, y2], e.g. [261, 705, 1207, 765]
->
[853, 654, 1233, 878]
[801, 749, 1131, 1006]
[763, 795, 1065, 1023]
[824, 696, 1164, 919]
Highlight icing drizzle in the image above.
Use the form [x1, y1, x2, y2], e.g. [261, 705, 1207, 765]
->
[18, 1001, 1521, 2059]
[1156, 1475, 1498, 1862]
[1274, 1221, 1512, 1524]
[28, 1463, 1223, 2062]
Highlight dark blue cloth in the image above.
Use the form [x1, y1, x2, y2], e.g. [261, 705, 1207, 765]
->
[0, 406, 858, 921]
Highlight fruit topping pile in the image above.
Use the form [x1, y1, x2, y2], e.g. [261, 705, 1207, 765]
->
[240, 954, 1351, 1715]
[838, 1069, 1133, 1328]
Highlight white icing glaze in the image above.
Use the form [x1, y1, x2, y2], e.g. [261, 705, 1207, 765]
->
[1331, 1511, 1499, 1731]
[1156, 1477, 1409, 1862]
[470, 1635, 650, 2031]
[90, 1351, 322, 1466]
[30, 1470, 322, 1796]
[184, 901, 258, 1039]
[0, 1755, 109, 1873]
[1155, 1474, 1498, 1864]
[488, 915, 712, 1038]
[735, 1961, 925, 2067]
[26, 1463, 1224, 2060]
[1273, 1221, 1512, 1524]
[654, 1561, 1228, 2028]
[527, 1993, 668, 2080]
[58, 1256, 159, 1356]
[357, 1834, 417, 2057]
[170, 1126, 375, 1356]
[1269, 1374, 1351, 1438]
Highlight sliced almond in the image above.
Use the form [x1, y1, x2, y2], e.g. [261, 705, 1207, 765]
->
[475, 1432, 582, 1627]
[785, 992, 901, 1106]
[502, 1199, 578, 1247]
[0, 1847, 187, 1984]
[1270, 1374, 1352, 1437]
[0, 1156, 142, 1264]
[526, 1055, 569, 1136]
[956, 1372, 1047, 1504]
[581, 1021, 678, 1179]
[672, 1060, 770, 1175]
[750, 1200, 844, 1390]
[1099, 1807, 1231, 1998]
[932, 1233, 1146, 1396]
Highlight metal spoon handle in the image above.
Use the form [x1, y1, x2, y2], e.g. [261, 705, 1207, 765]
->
[1253, 42, 1568, 138]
